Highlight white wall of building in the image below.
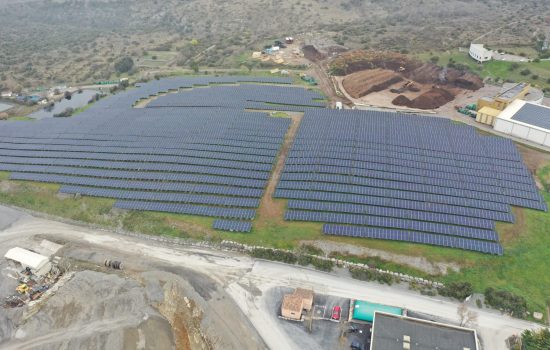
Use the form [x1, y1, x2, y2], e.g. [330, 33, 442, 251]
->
[469, 44, 492, 63]
[494, 118, 550, 147]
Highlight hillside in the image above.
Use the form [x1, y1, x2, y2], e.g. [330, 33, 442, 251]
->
[0, 0, 548, 90]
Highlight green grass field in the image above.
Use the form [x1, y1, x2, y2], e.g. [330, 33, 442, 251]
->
[414, 49, 550, 92]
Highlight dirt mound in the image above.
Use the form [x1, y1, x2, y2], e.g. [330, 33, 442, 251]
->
[409, 87, 455, 109]
[405, 63, 483, 91]
[342, 69, 403, 98]
[392, 95, 411, 106]
[330, 50, 421, 76]
[302, 45, 327, 62]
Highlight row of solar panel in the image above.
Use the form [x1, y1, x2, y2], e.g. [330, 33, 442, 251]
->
[287, 200, 495, 229]
[0, 132, 287, 146]
[285, 210, 497, 241]
[1, 159, 270, 180]
[11, 173, 264, 198]
[0, 143, 278, 164]
[114, 200, 256, 220]
[284, 158, 531, 185]
[276, 181, 511, 211]
[60, 185, 260, 208]
[287, 148, 528, 176]
[282, 157, 534, 192]
[290, 141, 526, 171]
[279, 171, 536, 201]
[322, 225, 503, 255]
[0, 150, 274, 172]
[0, 164, 266, 188]
[274, 189, 514, 222]
[212, 219, 252, 232]
[291, 138, 523, 166]
[0, 141, 282, 158]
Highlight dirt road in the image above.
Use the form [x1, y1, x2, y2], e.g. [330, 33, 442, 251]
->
[0, 205, 545, 350]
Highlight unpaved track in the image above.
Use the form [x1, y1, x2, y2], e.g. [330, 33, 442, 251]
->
[0, 205, 545, 350]
[257, 113, 302, 220]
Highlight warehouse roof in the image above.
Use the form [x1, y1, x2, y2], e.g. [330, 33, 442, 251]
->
[370, 312, 478, 350]
[498, 82, 528, 101]
[498, 100, 550, 131]
[4, 247, 49, 270]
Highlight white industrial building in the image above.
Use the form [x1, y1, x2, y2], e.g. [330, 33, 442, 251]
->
[4, 247, 52, 276]
[494, 100, 550, 147]
[469, 43, 492, 63]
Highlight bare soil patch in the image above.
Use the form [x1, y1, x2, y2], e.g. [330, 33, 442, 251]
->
[342, 69, 403, 98]
[257, 113, 302, 225]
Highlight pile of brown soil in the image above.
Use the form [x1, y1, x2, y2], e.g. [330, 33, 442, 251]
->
[342, 69, 403, 98]
[302, 45, 327, 62]
[392, 95, 411, 106]
[408, 87, 455, 109]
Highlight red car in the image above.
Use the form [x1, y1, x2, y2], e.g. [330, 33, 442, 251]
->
[331, 305, 341, 320]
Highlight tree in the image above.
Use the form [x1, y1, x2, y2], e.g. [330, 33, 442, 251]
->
[521, 328, 550, 350]
[114, 57, 134, 74]
[190, 60, 199, 73]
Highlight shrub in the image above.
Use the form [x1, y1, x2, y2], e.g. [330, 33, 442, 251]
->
[509, 63, 520, 71]
[299, 244, 323, 256]
[438, 281, 473, 300]
[250, 248, 297, 264]
[476, 299, 483, 309]
[484, 287, 527, 317]
[520, 69, 531, 76]
[430, 56, 439, 64]
[532, 75, 539, 80]
[53, 107, 73, 118]
[349, 267, 394, 285]
[311, 257, 334, 272]
[114, 56, 134, 73]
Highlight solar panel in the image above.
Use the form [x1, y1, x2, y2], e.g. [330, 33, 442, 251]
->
[212, 219, 252, 232]
[323, 224, 503, 255]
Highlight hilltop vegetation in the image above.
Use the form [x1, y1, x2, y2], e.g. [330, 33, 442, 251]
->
[0, 0, 548, 90]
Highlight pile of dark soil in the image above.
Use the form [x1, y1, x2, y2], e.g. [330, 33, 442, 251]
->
[302, 45, 327, 62]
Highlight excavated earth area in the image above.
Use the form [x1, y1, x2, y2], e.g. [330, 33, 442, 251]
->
[333, 50, 483, 110]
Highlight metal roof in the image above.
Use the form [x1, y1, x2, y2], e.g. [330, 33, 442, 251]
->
[4, 247, 49, 270]
[510, 102, 550, 130]
[498, 82, 528, 101]
[371, 312, 478, 350]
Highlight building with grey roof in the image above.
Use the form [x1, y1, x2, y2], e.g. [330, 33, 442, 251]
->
[370, 312, 479, 350]
[494, 99, 550, 147]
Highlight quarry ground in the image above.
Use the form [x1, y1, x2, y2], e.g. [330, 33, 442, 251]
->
[0, 205, 545, 350]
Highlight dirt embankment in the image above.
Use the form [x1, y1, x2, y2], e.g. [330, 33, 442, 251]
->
[302, 45, 327, 62]
[331, 50, 484, 110]
[342, 69, 403, 99]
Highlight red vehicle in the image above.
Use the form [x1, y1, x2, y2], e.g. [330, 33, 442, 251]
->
[331, 305, 341, 321]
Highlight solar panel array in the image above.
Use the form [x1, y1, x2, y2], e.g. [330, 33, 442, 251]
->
[147, 84, 325, 111]
[275, 109, 547, 255]
[212, 219, 253, 232]
[0, 76, 324, 225]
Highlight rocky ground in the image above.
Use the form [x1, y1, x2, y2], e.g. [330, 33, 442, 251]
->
[0, 208, 266, 350]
